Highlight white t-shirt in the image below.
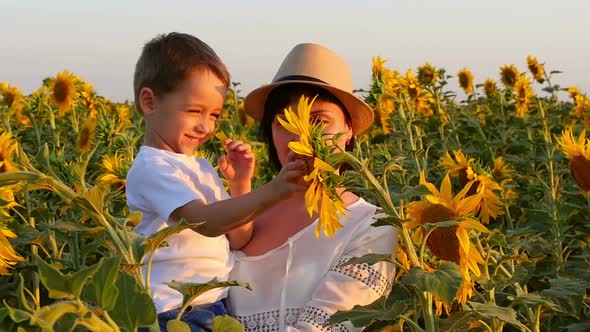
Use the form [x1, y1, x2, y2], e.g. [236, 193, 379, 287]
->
[126, 146, 233, 313]
[228, 198, 397, 332]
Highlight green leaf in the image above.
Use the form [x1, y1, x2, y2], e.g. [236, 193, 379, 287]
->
[142, 220, 201, 258]
[509, 293, 559, 312]
[36, 256, 72, 299]
[110, 272, 157, 332]
[540, 277, 588, 318]
[167, 319, 192, 332]
[50, 221, 104, 234]
[212, 315, 245, 332]
[166, 279, 251, 313]
[395, 184, 432, 199]
[339, 254, 394, 267]
[90, 256, 121, 310]
[371, 215, 407, 229]
[402, 262, 462, 307]
[0, 171, 40, 187]
[330, 296, 406, 327]
[468, 301, 526, 329]
[421, 219, 462, 233]
[72, 184, 109, 216]
[3, 301, 32, 323]
[17, 273, 35, 312]
[30, 301, 83, 329]
[563, 321, 590, 332]
[69, 263, 100, 298]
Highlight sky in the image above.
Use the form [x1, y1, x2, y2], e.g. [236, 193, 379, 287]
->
[1, 0, 589, 103]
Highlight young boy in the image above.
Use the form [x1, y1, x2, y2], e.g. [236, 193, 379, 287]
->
[126, 32, 307, 330]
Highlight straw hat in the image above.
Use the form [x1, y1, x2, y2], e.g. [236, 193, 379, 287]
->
[244, 43, 374, 135]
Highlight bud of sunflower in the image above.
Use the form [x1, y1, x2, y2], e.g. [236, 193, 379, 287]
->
[372, 56, 386, 80]
[526, 55, 545, 83]
[457, 68, 474, 95]
[484, 79, 498, 98]
[514, 76, 533, 118]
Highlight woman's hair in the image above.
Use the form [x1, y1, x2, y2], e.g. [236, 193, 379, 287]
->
[260, 83, 355, 172]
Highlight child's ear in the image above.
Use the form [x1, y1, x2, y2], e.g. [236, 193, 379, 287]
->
[139, 87, 155, 115]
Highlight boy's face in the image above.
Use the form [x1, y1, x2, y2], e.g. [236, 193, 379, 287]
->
[142, 68, 226, 155]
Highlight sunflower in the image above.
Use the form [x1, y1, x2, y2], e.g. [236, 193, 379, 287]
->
[556, 129, 590, 194]
[0, 226, 24, 275]
[277, 95, 348, 238]
[492, 156, 515, 179]
[500, 65, 519, 89]
[457, 68, 474, 95]
[406, 172, 489, 304]
[514, 75, 533, 118]
[376, 97, 395, 134]
[567, 86, 581, 101]
[417, 63, 439, 86]
[483, 79, 498, 98]
[237, 101, 254, 127]
[572, 96, 590, 129]
[0, 83, 25, 111]
[0, 132, 18, 173]
[97, 154, 128, 190]
[468, 172, 505, 225]
[372, 56, 386, 80]
[77, 111, 97, 153]
[404, 69, 421, 100]
[382, 69, 401, 96]
[79, 81, 96, 110]
[439, 149, 474, 186]
[49, 70, 79, 115]
[115, 105, 133, 132]
[526, 55, 545, 83]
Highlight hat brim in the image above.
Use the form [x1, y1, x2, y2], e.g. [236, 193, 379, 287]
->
[244, 80, 374, 136]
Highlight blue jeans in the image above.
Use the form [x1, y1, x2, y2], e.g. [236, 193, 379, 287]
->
[139, 300, 227, 332]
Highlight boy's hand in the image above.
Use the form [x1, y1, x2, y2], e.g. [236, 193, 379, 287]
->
[219, 139, 255, 185]
[272, 151, 310, 197]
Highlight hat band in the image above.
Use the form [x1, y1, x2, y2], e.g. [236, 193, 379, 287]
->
[274, 75, 328, 84]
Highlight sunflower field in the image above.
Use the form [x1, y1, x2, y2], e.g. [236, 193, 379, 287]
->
[0, 55, 589, 331]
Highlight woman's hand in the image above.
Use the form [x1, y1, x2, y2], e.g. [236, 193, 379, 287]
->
[219, 139, 255, 186]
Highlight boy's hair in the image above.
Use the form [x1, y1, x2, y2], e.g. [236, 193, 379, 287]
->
[133, 32, 230, 114]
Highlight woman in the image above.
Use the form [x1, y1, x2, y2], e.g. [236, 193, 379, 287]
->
[228, 43, 398, 331]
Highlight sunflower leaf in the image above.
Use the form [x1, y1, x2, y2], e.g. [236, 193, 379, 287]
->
[110, 272, 157, 331]
[165, 278, 251, 313]
[212, 315, 245, 332]
[329, 296, 407, 327]
[338, 254, 395, 267]
[468, 302, 526, 329]
[540, 277, 588, 318]
[402, 262, 462, 306]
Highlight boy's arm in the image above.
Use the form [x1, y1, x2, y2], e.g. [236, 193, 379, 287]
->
[226, 180, 253, 249]
[170, 165, 303, 237]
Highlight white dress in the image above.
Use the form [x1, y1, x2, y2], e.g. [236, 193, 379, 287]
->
[228, 198, 398, 331]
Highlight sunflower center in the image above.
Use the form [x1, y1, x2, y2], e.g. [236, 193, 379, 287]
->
[570, 156, 590, 193]
[54, 81, 69, 102]
[422, 204, 461, 264]
[3, 93, 15, 107]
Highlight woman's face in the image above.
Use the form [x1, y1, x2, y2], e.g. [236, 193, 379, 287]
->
[271, 97, 353, 166]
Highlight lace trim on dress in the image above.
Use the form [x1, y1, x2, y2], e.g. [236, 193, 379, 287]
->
[233, 307, 350, 332]
[297, 306, 351, 332]
[331, 256, 393, 296]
